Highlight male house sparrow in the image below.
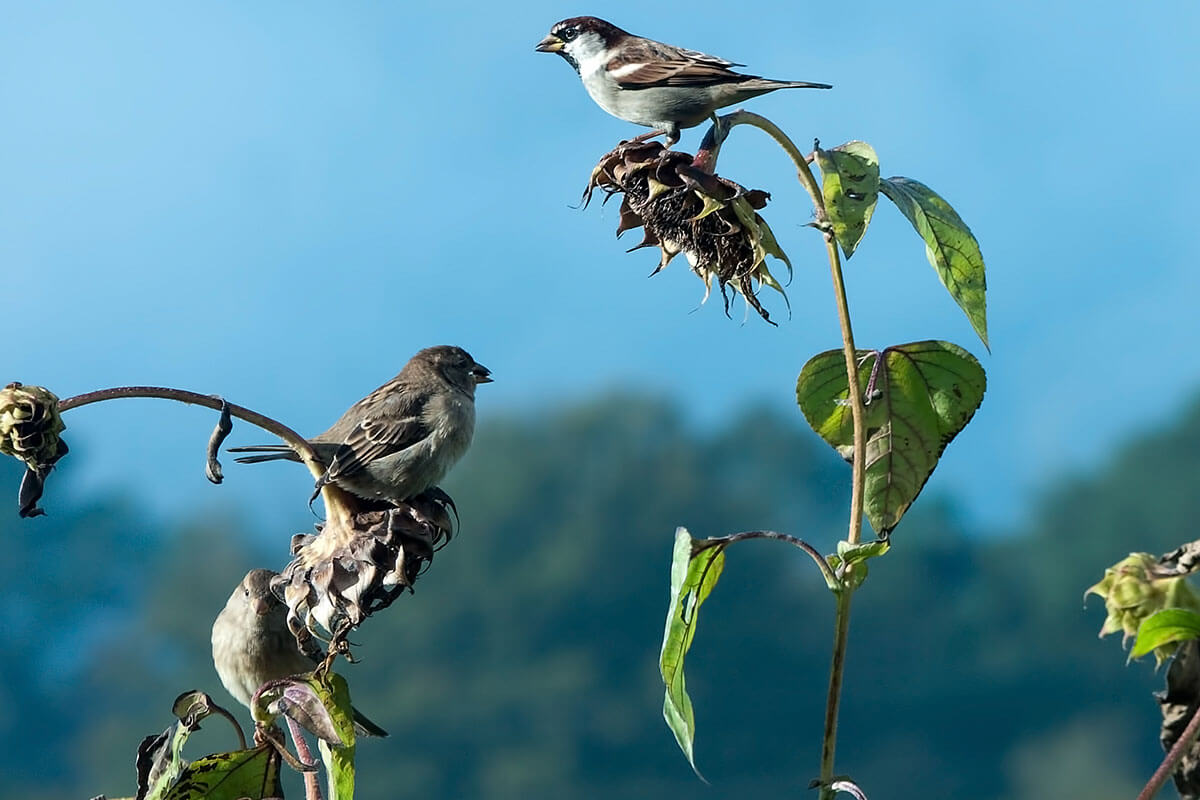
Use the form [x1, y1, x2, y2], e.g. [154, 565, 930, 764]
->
[211, 568, 389, 738]
[229, 345, 491, 505]
[536, 16, 831, 145]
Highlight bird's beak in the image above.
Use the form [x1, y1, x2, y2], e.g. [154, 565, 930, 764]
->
[472, 364, 494, 384]
[251, 595, 272, 616]
[535, 34, 564, 53]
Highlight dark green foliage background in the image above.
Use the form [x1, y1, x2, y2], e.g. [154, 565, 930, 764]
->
[4, 391, 1193, 799]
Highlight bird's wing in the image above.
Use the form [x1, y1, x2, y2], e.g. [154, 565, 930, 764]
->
[323, 388, 431, 481]
[608, 39, 748, 88]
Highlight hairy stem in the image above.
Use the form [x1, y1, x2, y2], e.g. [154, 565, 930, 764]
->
[1138, 701, 1200, 800]
[57, 386, 356, 526]
[705, 111, 868, 799]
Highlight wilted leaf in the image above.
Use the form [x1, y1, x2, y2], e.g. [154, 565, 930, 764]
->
[880, 177, 988, 349]
[815, 141, 880, 259]
[258, 676, 344, 746]
[162, 746, 282, 800]
[1133, 608, 1200, 659]
[134, 692, 250, 800]
[797, 342, 986, 534]
[660, 527, 726, 775]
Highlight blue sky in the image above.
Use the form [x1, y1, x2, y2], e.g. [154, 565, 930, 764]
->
[2, 1, 1198, 535]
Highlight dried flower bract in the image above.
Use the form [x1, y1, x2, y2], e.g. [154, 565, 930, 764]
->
[584, 140, 791, 323]
[1, 382, 69, 517]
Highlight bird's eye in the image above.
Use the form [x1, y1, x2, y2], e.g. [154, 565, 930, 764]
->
[561, 27, 578, 41]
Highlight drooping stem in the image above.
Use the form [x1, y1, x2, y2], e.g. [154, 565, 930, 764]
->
[697, 529, 838, 590]
[701, 111, 869, 799]
[1137, 700, 1200, 800]
[57, 385, 357, 527]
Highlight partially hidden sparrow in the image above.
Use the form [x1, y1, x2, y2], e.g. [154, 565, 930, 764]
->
[211, 568, 389, 738]
[536, 16, 831, 145]
[229, 345, 492, 506]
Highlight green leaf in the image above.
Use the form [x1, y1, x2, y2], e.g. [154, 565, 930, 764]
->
[815, 141, 880, 259]
[880, 177, 988, 349]
[797, 342, 986, 534]
[660, 527, 727, 775]
[1133, 609, 1200, 658]
[314, 673, 356, 800]
[319, 738, 356, 800]
[836, 539, 891, 567]
[162, 746, 283, 800]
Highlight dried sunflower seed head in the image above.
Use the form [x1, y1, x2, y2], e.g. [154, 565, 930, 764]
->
[584, 140, 790, 324]
[273, 489, 455, 658]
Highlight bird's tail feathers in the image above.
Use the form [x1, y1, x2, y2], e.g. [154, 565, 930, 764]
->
[228, 444, 302, 465]
[776, 80, 833, 90]
[353, 707, 389, 738]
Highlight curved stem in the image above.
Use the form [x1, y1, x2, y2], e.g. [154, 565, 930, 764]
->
[703, 110, 868, 799]
[57, 386, 356, 526]
[1138, 701, 1200, 800]
[699, 530, 839, 590]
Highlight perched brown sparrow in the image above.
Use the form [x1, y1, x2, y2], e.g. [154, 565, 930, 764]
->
[211, 569, 389, 738]
[536, 16, 831, 145]
[229, 345, 491, 505]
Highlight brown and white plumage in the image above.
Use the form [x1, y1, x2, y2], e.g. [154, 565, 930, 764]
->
[229, 345, 491, 505]
[536, 16, 831, 144]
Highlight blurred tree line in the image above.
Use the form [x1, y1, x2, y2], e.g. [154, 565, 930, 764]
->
[4, 391, 1197, 799]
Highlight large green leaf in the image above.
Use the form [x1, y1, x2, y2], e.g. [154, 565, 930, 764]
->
[796, 342, 986, 534]
[880, 177, 988, 349]
[815, 141, 880, 259]
[1133, 608, 1200, 659]
[161, 746, 282, 800]
[660, 527, 727, 775]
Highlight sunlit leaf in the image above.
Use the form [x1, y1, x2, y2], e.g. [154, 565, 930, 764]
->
[797, 342, 986, 534]
[313, 673, 356, 800]
[162, 746, 282, 800]
[880, 177, 988, 349]
[1133, 608, 1200, 659]
[660, 527, 726, 775]
[815, 141, 880, 259]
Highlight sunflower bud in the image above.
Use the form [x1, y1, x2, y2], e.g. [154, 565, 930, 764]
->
[1087, 552, 1200, 647]
[584, 140, 791, 324]
[1, 383, 69, 517]
[274, 490, 456, 657]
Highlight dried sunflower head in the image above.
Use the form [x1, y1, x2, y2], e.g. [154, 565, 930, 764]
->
[584, 140, 791, 324]
[273, 489, 456, 658]
[0, 382, 69, 517]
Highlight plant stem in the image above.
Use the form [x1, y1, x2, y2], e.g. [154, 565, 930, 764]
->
[286, 715, 325, 800]
[708, 111, 869, 799]
[1138, 700, 1200, 800]
[57, 385, 357, 527]
[699, 529, 838, 589]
